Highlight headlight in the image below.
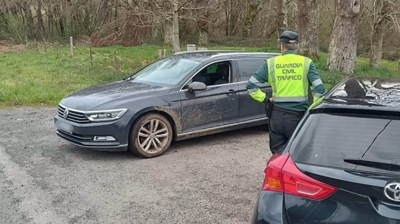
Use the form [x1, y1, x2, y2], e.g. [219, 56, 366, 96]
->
[85, 109, 128, 122]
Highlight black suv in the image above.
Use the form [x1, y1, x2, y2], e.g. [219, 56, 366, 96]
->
[55, 50, 278, 158]
[251, 77, 400, 223]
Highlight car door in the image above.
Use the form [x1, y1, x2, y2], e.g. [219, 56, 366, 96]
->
[179, 61, 239, 133]
[235, 58, 273, 123]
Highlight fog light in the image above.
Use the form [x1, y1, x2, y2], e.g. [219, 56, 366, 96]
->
[93, 136, 116, 141]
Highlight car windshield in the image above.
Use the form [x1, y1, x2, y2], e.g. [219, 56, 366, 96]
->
[128, 57, 201, 86]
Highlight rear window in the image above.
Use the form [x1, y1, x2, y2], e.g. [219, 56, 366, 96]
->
[290, 113, 400, 170]
[237, 59, 266, 82]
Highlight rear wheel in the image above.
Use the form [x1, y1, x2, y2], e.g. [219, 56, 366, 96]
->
[129, 113, 173, 158]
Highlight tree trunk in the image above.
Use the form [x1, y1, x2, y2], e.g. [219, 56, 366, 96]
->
[277, 0, 289, 36]
[288, 0, 298, 31]
[152, 20, 162, 42]
[163, 19, 173, 45]
[327, 0, 361, 75]
[243, 0, 261, 37]
[23, 2, 35, 39]
[297, 0, 319, 59]
[172, 0, 180, 52]
[225, 0, 244, 36]
[198, 29, 208, 46]
[36, 0, 45, 38]
[2, 0, 9, 14]
[370, 0, 391, 68]
[114, 0, 118, 21]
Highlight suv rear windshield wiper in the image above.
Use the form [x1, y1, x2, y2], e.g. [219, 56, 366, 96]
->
[343, 158, 400, 172]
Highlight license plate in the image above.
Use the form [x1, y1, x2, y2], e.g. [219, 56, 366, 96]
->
[55, 120, 74, 134]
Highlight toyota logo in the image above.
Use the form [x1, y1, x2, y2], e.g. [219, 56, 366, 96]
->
[384, 182, 400, 202]
[63, 108, 69, 119]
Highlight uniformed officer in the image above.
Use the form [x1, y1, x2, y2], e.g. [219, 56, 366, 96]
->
[246, 30, 325, 154]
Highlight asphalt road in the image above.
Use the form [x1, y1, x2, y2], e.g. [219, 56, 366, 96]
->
[0, 107, 272, 224]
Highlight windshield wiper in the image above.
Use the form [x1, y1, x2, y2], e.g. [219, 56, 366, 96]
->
[343, 158, 400, 172]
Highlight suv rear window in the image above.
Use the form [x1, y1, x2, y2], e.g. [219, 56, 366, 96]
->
[290, 113, 400, 170]
[237, 59, 266, 82]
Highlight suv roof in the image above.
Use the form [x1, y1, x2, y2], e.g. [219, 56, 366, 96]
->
[313, 76, 400, 112]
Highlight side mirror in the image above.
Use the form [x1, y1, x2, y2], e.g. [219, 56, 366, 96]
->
[187, 82, 207, 93]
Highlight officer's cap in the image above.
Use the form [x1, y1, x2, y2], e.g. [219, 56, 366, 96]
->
[279, 31, 299, 44]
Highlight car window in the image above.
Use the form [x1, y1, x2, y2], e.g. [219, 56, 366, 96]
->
[237, 59, 266, 82]
[290, 113, 400, 172]
[207, 64, 218, 73]
[187, 62, 232, 87]
[129, 57, 201, 86]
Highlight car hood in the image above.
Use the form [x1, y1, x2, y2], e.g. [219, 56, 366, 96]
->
[59, 80, 172, 111]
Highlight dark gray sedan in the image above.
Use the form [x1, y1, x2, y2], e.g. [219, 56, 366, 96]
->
[54, 51, 278, 158]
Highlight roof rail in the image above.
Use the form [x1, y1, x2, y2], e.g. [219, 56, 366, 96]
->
[209, 52, 280, 58]
[173, 50, 240, 55]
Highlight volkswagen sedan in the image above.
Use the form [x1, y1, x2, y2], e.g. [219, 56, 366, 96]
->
[54, 50, 278, 158]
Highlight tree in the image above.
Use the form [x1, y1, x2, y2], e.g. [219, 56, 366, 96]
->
[277, 0, 288, 35]
[297, 0, 319, 59]
[369, 0, 396, 68]
[172, 0, 180, 52]
[277, 0, 298, 37]
[327, 0, 361, 74]
[243, 0, 264, 37]
[224, 0, 245, 36]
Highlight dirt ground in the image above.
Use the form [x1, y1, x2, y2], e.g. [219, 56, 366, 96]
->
[0, 107, 271, 224]
[0, 40, 26, 54]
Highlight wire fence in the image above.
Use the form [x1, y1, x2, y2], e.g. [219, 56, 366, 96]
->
[26, 38, 175, 76]
[24, 37, 400, 76]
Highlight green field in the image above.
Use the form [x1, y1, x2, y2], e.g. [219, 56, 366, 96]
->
[0, 44, 398, 107]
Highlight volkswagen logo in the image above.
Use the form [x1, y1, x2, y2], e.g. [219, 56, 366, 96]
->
[384, 182, 400, 202]
[63, 108, 69, 119]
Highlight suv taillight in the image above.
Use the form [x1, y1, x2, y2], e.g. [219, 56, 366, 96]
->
[262, 153, 337, 201]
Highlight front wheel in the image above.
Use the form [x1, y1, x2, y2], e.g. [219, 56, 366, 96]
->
[129, 113, 173, 158]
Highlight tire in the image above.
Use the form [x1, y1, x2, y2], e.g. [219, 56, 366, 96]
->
[128, 113, 173, 158]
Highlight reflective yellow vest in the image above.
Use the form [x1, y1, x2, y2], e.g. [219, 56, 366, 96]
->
[267, 54, 311, 103]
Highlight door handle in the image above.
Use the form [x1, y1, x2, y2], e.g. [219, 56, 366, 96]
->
[228, 89, 235, 95]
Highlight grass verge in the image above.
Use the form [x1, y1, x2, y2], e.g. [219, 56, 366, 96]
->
[0, 44, 399, 107]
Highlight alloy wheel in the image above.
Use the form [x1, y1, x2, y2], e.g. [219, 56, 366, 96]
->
[137, 119, 169, 154]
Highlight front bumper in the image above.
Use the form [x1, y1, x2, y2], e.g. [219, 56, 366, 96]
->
[54, 114, 130, 152]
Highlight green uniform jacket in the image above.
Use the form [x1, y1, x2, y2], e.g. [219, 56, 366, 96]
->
[246, 50, 326, 112]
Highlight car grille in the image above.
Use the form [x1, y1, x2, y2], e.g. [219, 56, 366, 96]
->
[57, 105, 91, 123]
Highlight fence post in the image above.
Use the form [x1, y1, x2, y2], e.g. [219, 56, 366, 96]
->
[163, 49, 166, 58]
[70, 36, 74, 59]
[158, 49, 162, 59]
[56, 43, 59, 59]
[90, 44, 93, 68]
[398, 59, 400, 75]
[187, 44, 196, 51]
[114, 51, 119, 74]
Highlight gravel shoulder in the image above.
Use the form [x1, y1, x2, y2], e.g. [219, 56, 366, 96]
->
[0, 107, 271, 224]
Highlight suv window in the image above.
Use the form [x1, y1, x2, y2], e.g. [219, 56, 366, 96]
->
[237, 59, 266, 82]
[290, 113, 400, 172]
[189, 61, 231, 87]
